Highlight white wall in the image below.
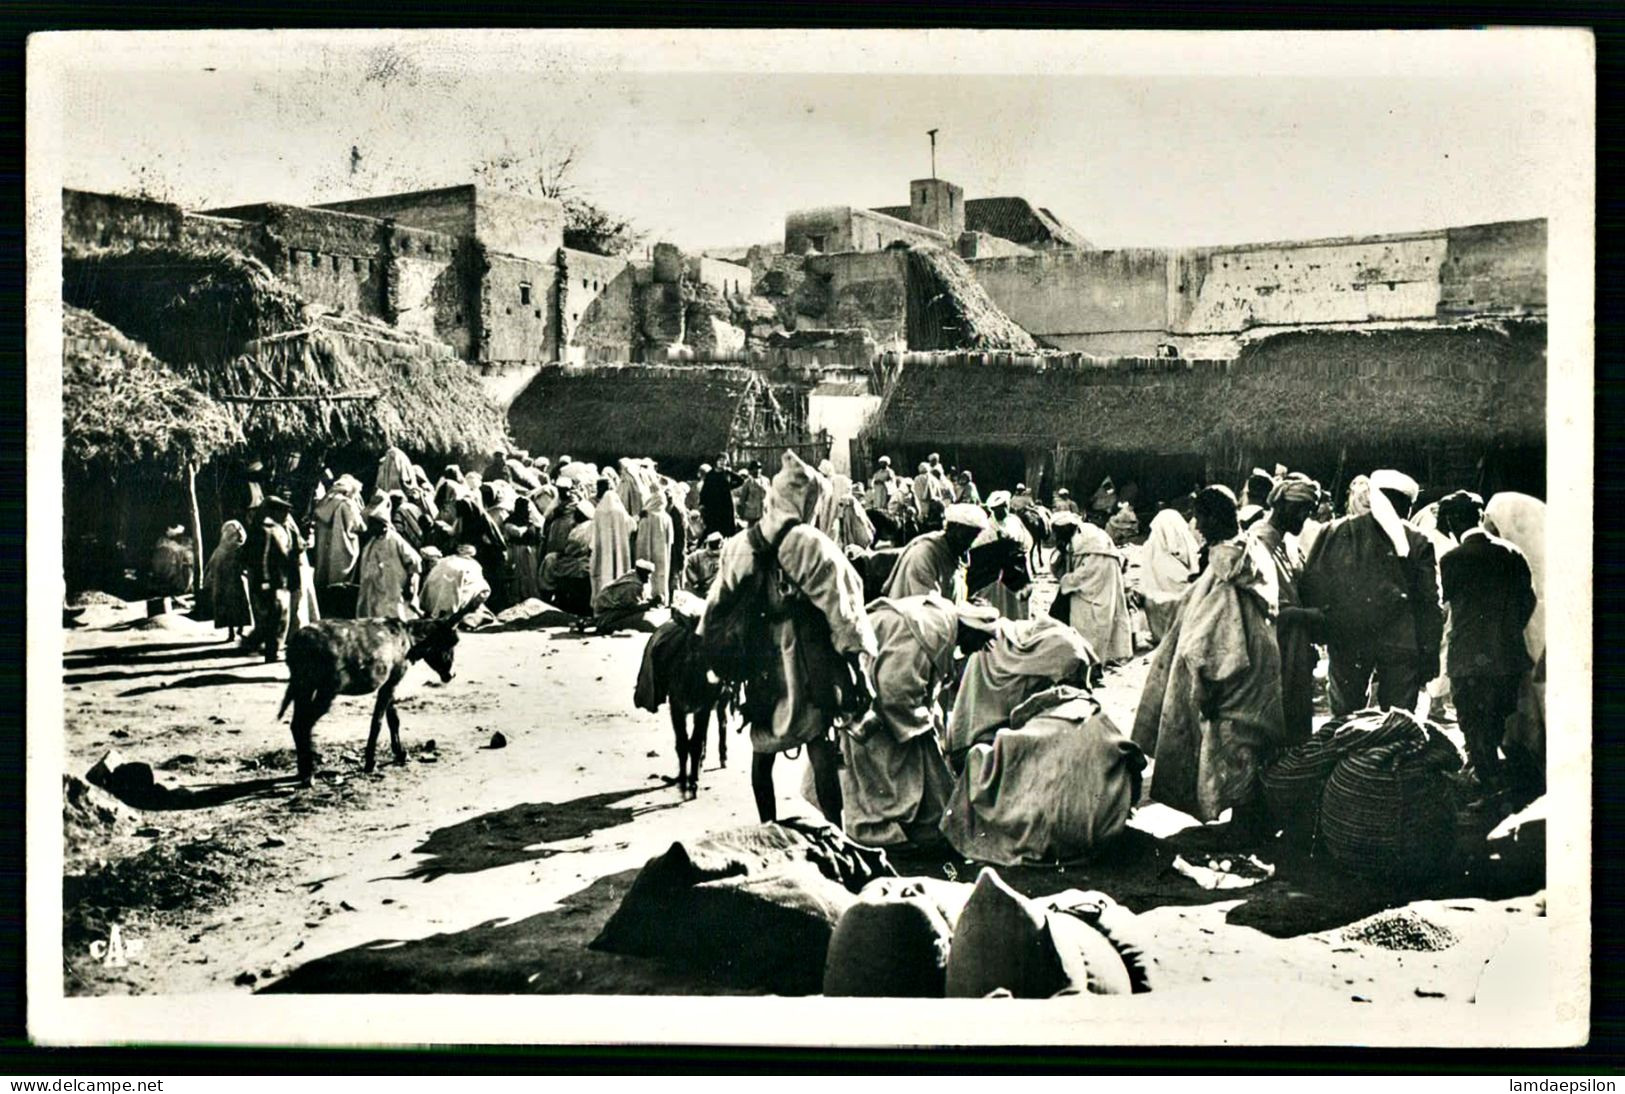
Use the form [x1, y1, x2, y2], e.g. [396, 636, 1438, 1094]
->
[808, 393, 882, 476]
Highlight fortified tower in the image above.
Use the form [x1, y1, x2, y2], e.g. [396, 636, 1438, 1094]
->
[909, 177, 965, 239]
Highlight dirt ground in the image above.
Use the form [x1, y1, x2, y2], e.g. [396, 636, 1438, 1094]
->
[58, 561, 1545, 1006]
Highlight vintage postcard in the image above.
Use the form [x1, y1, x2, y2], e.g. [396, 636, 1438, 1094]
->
[24, 28, 1594, 1048]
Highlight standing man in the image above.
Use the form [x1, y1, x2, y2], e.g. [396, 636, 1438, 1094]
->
[971, 491, 1031, 620]
[1436, 490, 1536, 794]
[735, 459, 770, 526]
[701, 452, 876, 826]
[700, 452, 746, 537]
[251, 496, 299, 663]
[355, 498, 423, 621]
[883, 503, 989, 601]
[868, 456, 897, 510]
[1300, 469, 1444, 717]
[912, 462, 935, 525]
[1236, 467, 1277, 532]
[1247, 474, 1324, 744]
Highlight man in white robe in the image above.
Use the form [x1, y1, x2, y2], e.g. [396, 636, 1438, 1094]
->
[840, 597, 998, 849]
[701, 451, 877, 824]
[1139, 504, 1201, 640]
[589, 479, 635, 601]
[635, 486, 676, 606]
[420, 544, 491, 617]
[1057, 518, 1133, 664]
[944, 614, 1097, 771]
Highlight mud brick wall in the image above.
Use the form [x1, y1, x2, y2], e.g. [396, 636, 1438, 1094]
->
[560, 248, 635, 363]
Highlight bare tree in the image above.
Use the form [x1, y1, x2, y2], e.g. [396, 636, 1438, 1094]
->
[471, 129, 643, 256]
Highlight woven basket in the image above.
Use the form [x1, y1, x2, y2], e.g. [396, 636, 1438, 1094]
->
[1260, 709, 1416, 843]
[1320, 726, 1462, 882]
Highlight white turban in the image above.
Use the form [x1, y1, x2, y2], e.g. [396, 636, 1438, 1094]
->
[944, 503, 991, 532]
[986, 490, 1012, 509]
[955, 599, 1000, 633]
[1368, 469, 1420, 557]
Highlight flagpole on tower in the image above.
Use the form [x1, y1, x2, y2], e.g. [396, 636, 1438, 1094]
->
[927, 128, 938, 179]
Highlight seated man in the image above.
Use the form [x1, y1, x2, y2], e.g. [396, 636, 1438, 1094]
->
[683, 531, 725, 597]
[420, 544, 492, 618]
[582, 558, 657, 634]
[839, 596, 999, 849]
[944, 614, 1098, 773]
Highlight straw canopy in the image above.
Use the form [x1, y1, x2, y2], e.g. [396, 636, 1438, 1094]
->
[865, 321, 1545, 455]
[63, 245, 510, 462]
[62, 306, 241, 474]
[508, 364, 765, 464]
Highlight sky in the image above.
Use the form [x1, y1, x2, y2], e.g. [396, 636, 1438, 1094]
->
[40, 29, 1590, 252]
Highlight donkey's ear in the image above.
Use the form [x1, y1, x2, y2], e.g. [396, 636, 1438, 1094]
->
[444, 589, 490, 627]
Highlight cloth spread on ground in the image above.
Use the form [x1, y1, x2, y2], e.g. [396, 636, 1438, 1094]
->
[590, 819, 895, 995]
[946, 616, 1096, 761]
[1131, 537, 1283, 822]
[942, 685, 1145, 867]
[838, 595, 960, 848]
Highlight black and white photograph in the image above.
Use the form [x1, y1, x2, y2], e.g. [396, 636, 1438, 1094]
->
[23, 28, 1593, 1049]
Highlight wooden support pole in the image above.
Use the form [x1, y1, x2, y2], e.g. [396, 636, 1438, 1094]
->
[186, 459, 205, 595]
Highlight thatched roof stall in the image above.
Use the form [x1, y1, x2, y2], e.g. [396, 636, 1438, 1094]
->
[63, 306, 240, 474]
[863, 321, 1546, 504]
[62, 307, 242, 593]
[508, 365, 803, 477]
[63, 245, 509, 465]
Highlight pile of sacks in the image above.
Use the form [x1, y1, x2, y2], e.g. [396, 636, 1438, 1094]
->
[592, 819, 1159, 998]
[825, 868, 1160, 999]
[1261, 708, 1463, 883]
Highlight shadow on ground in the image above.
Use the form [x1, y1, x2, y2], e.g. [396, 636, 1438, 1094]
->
[387, 788, 677, 883]
[119, 672, 282, 698]
[262, 868, 759, 995]
[886, 810, 1543, 940]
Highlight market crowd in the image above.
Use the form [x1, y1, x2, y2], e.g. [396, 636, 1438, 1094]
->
[188, 441, 1545, 866]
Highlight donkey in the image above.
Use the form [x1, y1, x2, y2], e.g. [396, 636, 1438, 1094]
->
[277, 593, 487, 786]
